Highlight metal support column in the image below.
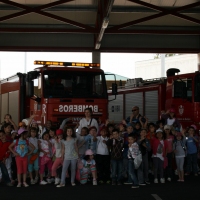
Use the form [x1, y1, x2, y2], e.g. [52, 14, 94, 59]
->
[92, 51, 101, 65]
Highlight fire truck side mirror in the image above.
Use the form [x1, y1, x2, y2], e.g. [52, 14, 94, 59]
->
[112, 83, 118, 95]
[26, 81, 34, 97]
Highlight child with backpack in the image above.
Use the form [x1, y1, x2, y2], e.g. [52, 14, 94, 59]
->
[127, 134, 140, 188]
[173, 131, 186, 181]
[9, 128, 35, 187]
[79, 149, 97, 185]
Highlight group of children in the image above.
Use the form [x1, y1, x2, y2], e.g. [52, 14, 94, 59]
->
[0, 111, 199, 189]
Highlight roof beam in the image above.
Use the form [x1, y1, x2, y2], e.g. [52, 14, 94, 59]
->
[0, 0, 94, 29]
[0, 27, 199, 35]
[109, 1, 200, 30]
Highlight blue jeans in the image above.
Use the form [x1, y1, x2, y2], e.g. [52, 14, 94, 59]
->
[128, 159, 138, 186]
[0, 161, 11, 183]
[186, 153, 198, 174]
[111, 159, 123, 181]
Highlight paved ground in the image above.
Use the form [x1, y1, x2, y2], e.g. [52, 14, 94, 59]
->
[0, 174, 199, 200]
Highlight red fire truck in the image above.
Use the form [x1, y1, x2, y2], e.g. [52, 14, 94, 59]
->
[0, 61, 117, 127]
[108, 68, 200, 129]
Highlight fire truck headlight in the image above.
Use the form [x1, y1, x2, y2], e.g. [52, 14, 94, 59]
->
[54, 109, 59, 112]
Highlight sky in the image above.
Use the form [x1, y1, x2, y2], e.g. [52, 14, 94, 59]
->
[0, 52, 154, 79]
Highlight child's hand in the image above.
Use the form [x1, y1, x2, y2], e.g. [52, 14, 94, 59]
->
[14, 152, 20, 157]
[121, 119, 126, 125]
[142, 143, 147, 148]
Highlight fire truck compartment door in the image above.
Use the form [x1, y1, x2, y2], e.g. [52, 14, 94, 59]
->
[125, 92, 143, 119]
[108, 94, 123, 123]
[145, 90, 158, 123]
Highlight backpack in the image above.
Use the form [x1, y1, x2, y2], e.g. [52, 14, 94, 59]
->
[15, 139, 29, 156]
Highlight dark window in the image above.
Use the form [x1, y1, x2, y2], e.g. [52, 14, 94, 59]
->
[43, 71, 107, 98]
[173, 78, 192, 100]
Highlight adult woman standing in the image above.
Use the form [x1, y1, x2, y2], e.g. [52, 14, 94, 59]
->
[77, 108, 99, 134]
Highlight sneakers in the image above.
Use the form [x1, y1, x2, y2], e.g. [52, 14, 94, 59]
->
[139, 182, 146, 186]
[167, 177, 171, 182]
[71, 183, 76, 186]
[6, 182, 13, 187]
[93, 180, 97, 185]
[56, 184, 65, 187]
[34, 176, 39, 183]
[112, 180, 116, 185]
[51, 178, 55, 183]
[30, 179, 35, 185]
[117, 181, 122, 185]
[23, 182, 29, 187]
[131, 185, 139, 189]
[17, 183, 21, 187]
[145, 181, 150, 185]
[160, 178, 165, 183]
[99, 180, 104, 184]
[54, 178, 60, 185]
[124, 181, 132, 185]
[106, 180, 111, 184]
[40, 180, 48, 185]
[185, 172, 190, 176]
[47, 178, 52, 184]
[154, 178, 158, 183]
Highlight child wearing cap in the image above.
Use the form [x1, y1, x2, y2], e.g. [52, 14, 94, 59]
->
[9, 128, 35, 187]
[38, 132, 53, 185]
[79, 149, 97, 185]
[151, 128, 168, 184]
[173, 131, 186, 181]
[51, 129, 63, 185]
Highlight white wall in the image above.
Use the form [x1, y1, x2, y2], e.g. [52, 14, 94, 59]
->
[135, 54, 198, 79]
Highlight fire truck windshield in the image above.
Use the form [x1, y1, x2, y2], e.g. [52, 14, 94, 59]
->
[43, 71, 107, 98]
